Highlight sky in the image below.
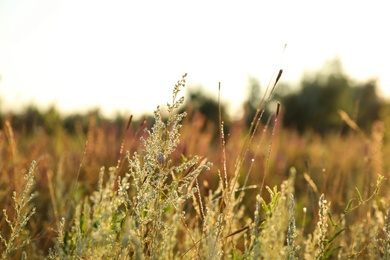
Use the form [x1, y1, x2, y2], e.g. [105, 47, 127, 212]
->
[0, 0, 389, 118]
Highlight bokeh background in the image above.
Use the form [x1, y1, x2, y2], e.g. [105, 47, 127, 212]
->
[1, 0, 389, 118]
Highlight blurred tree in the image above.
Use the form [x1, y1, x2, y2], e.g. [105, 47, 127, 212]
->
[18, 105, 46, 135]
[62, 109, 102, 134]
[242, 77, 270, 128]
[352, 80, 382, 131]
[41, 106, 62, 135]
[5, 106, 64, 135]
[281, 58, 384, 134]
[183, 87, 230, 139]
[380, 102, 390, 142]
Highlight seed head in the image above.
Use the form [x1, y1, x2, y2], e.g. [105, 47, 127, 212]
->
[157, 152, 165, 165]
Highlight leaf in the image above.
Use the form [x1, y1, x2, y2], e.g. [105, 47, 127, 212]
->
[323, 246, 343, 259]
[355, 187, 364, 204]
[143, 210, 148, 218]
[273, 185, 278, 195]
[260, 219, 267, 229]
[260, 198, 269, 213]
[344, 198, 355, 213]
[328, 228, 346, 244]
[374, 175, 385, 194]
[164, 205, 172, 213]
[327, 211, 337, 227]
[377, 175, 385, 186]
[80, 214, 87, 234]
[232, 248, 237, 260]
[266, 186, 274, 197]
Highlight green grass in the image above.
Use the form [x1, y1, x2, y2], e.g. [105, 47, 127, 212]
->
[1, 73, 390, 259]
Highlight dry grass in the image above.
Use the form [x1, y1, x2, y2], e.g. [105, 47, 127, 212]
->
[1, 74, 390, 259]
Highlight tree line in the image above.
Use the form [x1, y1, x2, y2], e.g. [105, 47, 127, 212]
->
[1, 58, 388, 137]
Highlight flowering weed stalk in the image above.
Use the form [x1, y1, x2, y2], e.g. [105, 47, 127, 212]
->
[0, 161, 37, 260]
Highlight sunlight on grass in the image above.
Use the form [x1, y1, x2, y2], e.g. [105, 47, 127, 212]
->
[1, 74, 390, 259]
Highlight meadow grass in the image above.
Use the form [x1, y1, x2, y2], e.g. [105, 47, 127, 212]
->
[1, 73, 390, 259]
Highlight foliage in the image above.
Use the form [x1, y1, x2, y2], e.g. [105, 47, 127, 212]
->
[182, 86, 231, 141]
[281, 59, 383, 134]
[243, 77, 271, 128]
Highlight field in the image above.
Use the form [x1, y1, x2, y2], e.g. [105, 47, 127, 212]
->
[1, 74, 390, 259]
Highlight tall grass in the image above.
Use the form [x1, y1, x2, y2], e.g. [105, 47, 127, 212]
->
[0, 73, 389, 259]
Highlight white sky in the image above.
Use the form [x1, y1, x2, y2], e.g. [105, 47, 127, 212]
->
[0, 0, 389, 118]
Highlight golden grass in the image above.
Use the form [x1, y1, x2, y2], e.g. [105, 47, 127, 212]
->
[1, 77, 390, 258]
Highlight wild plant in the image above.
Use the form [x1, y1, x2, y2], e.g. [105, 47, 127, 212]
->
[375, 208, 390, 259]
[125, 73, 212, 258]
[48, 73, 212, 259]
[243, 167, 298, 259]
[303, 174, 385, 259]
[0, 160, 37, 260]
